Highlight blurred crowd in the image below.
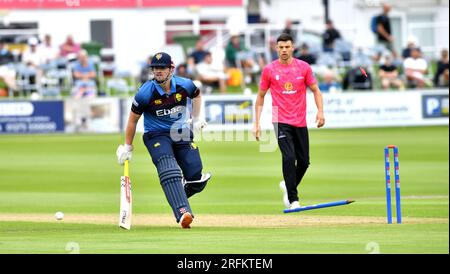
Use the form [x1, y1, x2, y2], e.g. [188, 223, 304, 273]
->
[0, 34, 102, 98]
[0, 3, 448, 99]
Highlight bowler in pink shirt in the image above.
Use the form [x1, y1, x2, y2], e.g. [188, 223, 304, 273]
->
[253, 33, 325, 210]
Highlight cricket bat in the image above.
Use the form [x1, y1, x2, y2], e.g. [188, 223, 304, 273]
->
[119, 160, 132, 230]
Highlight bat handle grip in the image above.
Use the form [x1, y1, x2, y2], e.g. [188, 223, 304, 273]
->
[124, 160, 129, 177]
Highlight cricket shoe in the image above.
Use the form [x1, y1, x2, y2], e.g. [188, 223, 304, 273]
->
[289, 201, 301, 210]
[279, 181, 290, 208]
[180, 212, 193, 229]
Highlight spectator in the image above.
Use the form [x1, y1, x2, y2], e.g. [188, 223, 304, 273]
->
[188, 40, 208, 66]
[21, 37, 45, 93]
[72, 50, 97, 98]
[0, 41, 14, 65]
[318, 69, 342, 93]
[175, 63, 194, 80]
[225, 34, 259, 83]
[296, 43, 316, 65]
[196, 52, 227, 93]
[139, 55, 153, 84]
[38, 34, 59, 65]
[268, 37, 278, 62]
[225, 34, 248, 67]
[0, 66, 17, 93]
[379, 55, 404, 90]
[322, 20, 342, 52]
[22, 37, 45, 69]
[60, 35, 81, 58]
[404, 48, 428, 88]
[374, 3, 397, 58]
[434, 49, 449, 87]
[282, 19, 297, 43]
[402, 36, 419, 60]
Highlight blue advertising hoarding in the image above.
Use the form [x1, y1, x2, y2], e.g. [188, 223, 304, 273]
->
[422, 94, 449, 118]
[0, 101, 64, 134]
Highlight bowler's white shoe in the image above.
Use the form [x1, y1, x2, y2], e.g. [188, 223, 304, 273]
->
[289, 201, 301, 210]
[279, 181, 290, 208]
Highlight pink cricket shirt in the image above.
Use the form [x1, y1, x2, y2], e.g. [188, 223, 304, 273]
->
[260, 59, 317, 127]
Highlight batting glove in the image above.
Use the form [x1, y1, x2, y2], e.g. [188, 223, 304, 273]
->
[116, 144, 133, 165]
[187, 118, 207, 133]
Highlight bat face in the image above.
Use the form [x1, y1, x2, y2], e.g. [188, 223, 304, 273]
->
[119, 161, 132, 230]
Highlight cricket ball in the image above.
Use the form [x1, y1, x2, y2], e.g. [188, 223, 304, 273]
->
[55, 211, 64, 221]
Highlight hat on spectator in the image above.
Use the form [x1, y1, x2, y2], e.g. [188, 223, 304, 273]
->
[28, 37, 39, 46]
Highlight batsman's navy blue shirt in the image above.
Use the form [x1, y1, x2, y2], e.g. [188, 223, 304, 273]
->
[131, 75, 199, 133]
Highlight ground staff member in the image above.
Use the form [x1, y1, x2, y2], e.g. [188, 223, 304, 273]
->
[253, 34, 325, 210]
[116, 52, 210, 229]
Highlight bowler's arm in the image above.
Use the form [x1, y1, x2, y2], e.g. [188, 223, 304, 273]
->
[253, 88, 268, 141]
[308, 84, 325, 128]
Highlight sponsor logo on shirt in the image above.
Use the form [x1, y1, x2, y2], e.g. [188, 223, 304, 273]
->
[175, 93, 182, 102]
[154, 99, 162, 105]
[284, 82, 293, 90]
[156, 105, 183, 117]
[282, 82, 297, 94]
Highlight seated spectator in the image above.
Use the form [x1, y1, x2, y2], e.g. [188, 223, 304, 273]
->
[39, 34, 59, 66]
[295, 43, 316, 65]
[403, 48, 428, 88]
[72, 50, 97, 98]
[139, 55, 153, 84]
[175, 63, 194, 79]
[0, 65, 17, 94]
[0, 41, 14, 65]
[434, 49, 449, 87]
[268, 37, 278, 62]
[402, 36, 420, 60]
[322, 20, 341, 52]
[21, 37, 46, 93]
[60, 35, 81, 59]
[22, 37, 45, 69]
[379, 55, 404, 90]
[188, 40, 208, 66]
[318, 69, 342, 93]
[225, 34, 260, 84]
[225, 34, 254, 68]
[196, 52, 227, 93]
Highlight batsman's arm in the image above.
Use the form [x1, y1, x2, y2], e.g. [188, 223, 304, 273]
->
[191, 92, 202, 120]
[253, 88, 268, 141]
[309, 84, 325, 128]
[125, 112, 141, 148]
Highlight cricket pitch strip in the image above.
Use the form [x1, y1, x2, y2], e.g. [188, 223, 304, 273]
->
[0, 214, 447, 228]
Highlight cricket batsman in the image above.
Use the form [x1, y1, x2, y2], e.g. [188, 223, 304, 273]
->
[116, 52, 211, 229]
[253, 33, 325, 210]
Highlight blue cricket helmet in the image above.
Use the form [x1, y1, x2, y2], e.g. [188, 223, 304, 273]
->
[150, 52, 174, 68]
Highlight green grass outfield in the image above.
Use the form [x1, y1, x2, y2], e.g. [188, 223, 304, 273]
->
[0, 126, 448, 254]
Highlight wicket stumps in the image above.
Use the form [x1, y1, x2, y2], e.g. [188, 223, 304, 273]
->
[384, 145, 401, 224]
